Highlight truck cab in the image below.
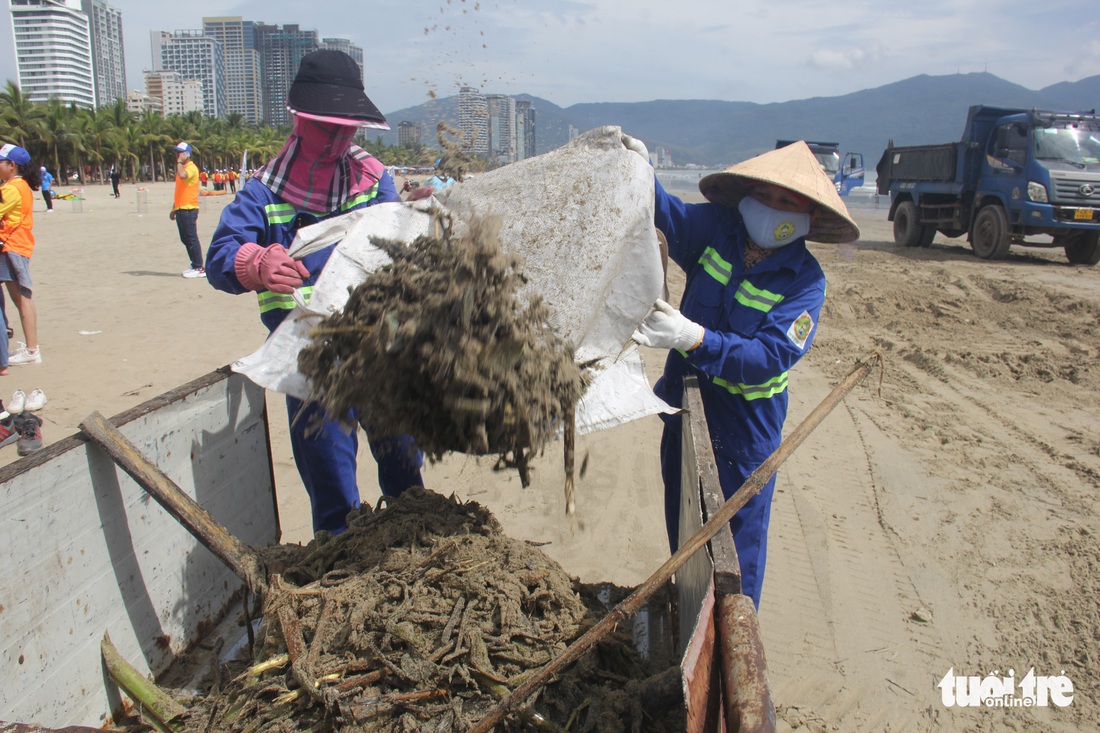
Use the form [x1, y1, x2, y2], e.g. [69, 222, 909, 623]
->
[776, 140, 864, 195]
[878, 105, 1100, 264]
[984, 109, 1100, 226]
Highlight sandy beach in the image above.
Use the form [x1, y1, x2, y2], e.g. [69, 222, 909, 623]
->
[3, 176, 1097, 732]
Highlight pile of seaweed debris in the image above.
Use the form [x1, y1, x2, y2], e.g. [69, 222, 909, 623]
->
[173, 489, 683, 732]
[297, 212, 586, 486]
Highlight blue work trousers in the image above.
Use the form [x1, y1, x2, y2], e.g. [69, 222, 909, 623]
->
[660, 420, 777, 608]
[286, 396, 425, 533]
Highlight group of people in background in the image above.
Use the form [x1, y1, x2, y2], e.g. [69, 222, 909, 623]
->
[199, 168, 239, 194]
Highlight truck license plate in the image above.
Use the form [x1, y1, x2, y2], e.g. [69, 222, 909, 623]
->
[1074, 208, 1094, 220]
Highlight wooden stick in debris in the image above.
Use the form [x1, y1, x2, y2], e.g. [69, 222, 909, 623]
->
[470, 350, 883, 732]
[563, 404, 576, 516]
[79, 411, 269, 601]
[101, 631, 186, 733]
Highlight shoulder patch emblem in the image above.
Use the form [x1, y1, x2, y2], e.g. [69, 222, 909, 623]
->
[787, 310, 815, 350]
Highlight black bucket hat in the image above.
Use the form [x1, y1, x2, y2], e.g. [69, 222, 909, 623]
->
[287, 50, 389, 129]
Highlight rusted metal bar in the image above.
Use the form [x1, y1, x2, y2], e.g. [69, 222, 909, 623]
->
[469, 349, 882, 732]
[717, 594, 775, 732]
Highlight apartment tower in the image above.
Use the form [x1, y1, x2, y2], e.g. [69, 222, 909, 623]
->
[9, 0, 96, 107]
[255, 23, 318, 127]
[202, 17, 263, 124]
[458, 86, 488, 156]
[80, 0, 125, 107]
[151, 29, 227, 119]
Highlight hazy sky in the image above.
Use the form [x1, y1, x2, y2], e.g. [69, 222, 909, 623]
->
[3, 0, 1100, 113]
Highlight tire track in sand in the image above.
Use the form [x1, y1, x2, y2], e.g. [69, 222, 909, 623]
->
[763, 365, 947, 732]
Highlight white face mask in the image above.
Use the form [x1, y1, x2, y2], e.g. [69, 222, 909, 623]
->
[738, 195, 811, 249]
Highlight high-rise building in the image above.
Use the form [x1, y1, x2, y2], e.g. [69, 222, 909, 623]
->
[458, 86, 488, 157]
[515, 100, 536, 160]
[203, 17, 263, 124]
[485, 94, 516, 163]
[255, 23, 319, 127]
[320, 37, 362, 70]
[80, 0, 125, 107]
[125, 88, 161, 115]
[144, 69, 203, 117]
[397, 121, 423, 147]
[152, 29, 226, 118]
[9, 0, 96, 108]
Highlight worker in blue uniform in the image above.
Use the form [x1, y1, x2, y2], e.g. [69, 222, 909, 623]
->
[206, 50, 423, 534]
[629, 140, 860, 607]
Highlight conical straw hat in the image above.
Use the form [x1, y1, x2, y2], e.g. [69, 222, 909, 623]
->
[698, 141, 860, 244]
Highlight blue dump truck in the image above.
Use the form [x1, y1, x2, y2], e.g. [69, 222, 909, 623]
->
[876, 105, 1100, 265]
[776, 140, 864, 195]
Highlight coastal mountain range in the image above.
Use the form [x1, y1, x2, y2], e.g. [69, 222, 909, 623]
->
[379, 72, 1100, 167]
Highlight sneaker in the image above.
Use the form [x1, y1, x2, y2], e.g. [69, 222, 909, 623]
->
[0, 412, 17, 449]
[8, 346, 41, 365]
[8, 389, 25, 414]
[25, 388, 47, 411]
[182, 267, 206, 279]
[16, 412, 42, 456]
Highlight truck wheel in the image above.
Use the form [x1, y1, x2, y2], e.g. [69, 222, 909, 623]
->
[1063, 231, 1100, 265]
[971, 206, 1011, 259]
[917, 226, 936, 248]
[894, 201, 924, 247]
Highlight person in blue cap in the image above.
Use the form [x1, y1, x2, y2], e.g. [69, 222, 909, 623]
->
[0, 143, 43, 368]
[170, 142, 205, 278]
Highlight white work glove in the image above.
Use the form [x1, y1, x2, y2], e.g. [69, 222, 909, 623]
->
[632, 299, 705, 351]
[621, 133, 650, 162]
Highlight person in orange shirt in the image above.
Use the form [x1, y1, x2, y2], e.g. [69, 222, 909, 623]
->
[0, 143, 42, 367]
[169, 142, 204, 278]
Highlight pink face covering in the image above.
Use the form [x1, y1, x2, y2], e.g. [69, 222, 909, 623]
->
[252, 113, 384, 214]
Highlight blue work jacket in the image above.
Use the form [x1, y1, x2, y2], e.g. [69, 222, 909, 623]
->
[654, 178, 827, 463]
[206, 172, 400, 333]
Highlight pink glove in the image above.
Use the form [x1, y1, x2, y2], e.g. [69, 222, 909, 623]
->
[406, 185, 434, 201]
[235, 242, 311, 294]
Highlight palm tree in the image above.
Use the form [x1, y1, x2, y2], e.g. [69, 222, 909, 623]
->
[138, 111, 170, 181]
[79, 106, 118, 181]
[115, 122, 144, 182]
[0, 81, 44, 149]
[39, 99, 80, 182]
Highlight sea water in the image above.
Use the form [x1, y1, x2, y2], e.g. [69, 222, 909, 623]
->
[654, 167, 886, 210]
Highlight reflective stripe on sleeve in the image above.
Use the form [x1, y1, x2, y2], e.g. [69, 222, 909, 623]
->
[257, 285, 313, 314]
[712, 372, 789, 400]
[698, 246, 733, 286]
[264, 202, 296, 225]
[734, 279, 785, 313]
[341, 186, 380, 210]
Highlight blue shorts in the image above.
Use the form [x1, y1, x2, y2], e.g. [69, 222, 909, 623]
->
[0, 252, 33, 297]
